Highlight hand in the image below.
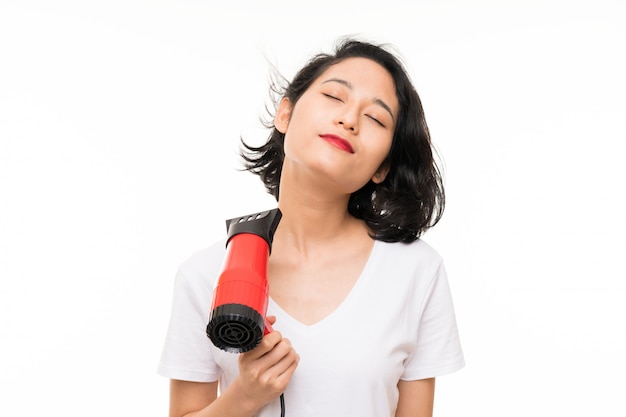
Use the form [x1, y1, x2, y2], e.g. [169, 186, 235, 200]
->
[233, 316, 299, 410]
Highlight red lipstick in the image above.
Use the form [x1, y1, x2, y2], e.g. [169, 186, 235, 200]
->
[319, 134, 354, 153]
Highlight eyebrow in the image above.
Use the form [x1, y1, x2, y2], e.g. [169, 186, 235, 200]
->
[321, 78, 396, 122]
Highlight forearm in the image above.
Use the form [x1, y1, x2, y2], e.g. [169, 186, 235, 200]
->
[395, 378, 435, 417]
[180, 380, 263, 417]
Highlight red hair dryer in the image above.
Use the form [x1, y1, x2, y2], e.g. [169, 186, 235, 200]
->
[206, 208, 282, 353]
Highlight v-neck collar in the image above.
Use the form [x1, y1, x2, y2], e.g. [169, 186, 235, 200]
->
[267, 239, 382, 333]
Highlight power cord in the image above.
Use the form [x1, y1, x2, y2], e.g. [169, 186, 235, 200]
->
[279, 393, 285, 417]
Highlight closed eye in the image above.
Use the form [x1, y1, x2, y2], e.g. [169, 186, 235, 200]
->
[323, 93, 343, 102]
[367, 115, 385, 127]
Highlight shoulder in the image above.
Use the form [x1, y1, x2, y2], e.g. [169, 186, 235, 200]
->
[362, 239, 447, 300]
[176, 238, 227, 288]
[380, 238, 441, 256]
[374, 238, 443, 271]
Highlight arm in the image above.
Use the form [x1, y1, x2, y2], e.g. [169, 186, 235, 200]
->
[168, 379, 260, 417]
[168, 329, 299, 417]
[395, 378, 435, 417]
[169, 380, 217, 417]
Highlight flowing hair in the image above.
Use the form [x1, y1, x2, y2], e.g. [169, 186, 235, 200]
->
[240, 38, 445, 243]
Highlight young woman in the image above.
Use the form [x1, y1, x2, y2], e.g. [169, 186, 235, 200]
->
[158, 38, 464, 417]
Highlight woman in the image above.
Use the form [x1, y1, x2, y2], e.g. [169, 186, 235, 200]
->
[158, 38, 464, 417]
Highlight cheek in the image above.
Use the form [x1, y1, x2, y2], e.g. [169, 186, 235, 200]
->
[370, 139, 393, 175]
[370, 136, 393, 165]
[282, 108, 325, 154]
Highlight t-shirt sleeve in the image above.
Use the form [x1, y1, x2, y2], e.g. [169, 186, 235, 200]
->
[157, 269, 221, 382]
[401, 261, 465, 380]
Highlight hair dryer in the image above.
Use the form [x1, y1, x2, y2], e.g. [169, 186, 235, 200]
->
[206, 208, 282, 353]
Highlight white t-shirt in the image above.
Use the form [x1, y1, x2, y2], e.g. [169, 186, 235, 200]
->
[158, 238, 464, 417]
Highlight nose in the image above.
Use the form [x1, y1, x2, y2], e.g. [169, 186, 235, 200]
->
[336, 107, 358, 133]
[338, 120, 356, 132]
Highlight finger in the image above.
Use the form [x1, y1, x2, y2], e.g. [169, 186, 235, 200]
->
[241, 331, 283, 361]
[266, 351, 300, 391]
[261, 339, 298, 373]
[241, 337, 294, 379]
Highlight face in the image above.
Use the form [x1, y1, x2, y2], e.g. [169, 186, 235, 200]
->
[275, 57, 399, 195]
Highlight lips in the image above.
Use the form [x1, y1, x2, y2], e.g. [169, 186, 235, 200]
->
[319, 134, 354, 153]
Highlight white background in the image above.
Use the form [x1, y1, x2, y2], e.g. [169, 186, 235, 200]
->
[1, 0, 625, 415]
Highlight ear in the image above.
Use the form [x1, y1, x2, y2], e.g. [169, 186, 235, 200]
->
[371, 163, 390, 184]
[274, 98, 292, 134]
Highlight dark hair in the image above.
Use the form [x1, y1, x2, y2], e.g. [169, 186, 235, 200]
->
[240, 38, 445, 243]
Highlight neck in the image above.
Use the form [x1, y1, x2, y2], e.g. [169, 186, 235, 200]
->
[274, 173, 367, 254]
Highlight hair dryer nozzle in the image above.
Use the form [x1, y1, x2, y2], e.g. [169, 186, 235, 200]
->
[206, 303, 264, 353]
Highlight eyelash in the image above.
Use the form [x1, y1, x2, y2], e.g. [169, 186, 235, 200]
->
[323, 93, 386, 128]
[323, 93, 342, 102]
[367, 115, 385, 127]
